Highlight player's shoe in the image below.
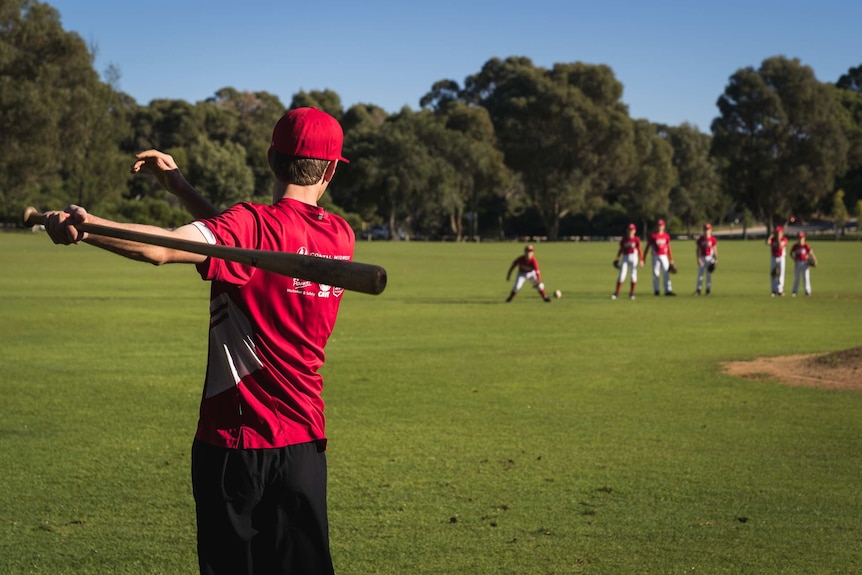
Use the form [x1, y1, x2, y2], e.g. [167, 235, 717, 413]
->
[665, 292, 676, 296]
[694, 289, 701, 296]
[629, 294, 636, 300]
[706, 289, 710, 295]
[544, 297, 551, 303]
[610, 293, 618, 300]
[654, 290, 660, 296]
[791, 292, 797, 297]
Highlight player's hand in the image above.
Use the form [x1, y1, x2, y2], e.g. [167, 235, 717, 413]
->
[639, 260, 644, 268]
[44, 204, 89, 245]
[131, 150, 187, 192]
[697, 258, 703, 266]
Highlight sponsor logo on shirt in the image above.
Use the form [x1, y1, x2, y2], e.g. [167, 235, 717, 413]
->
[286, 246, 348, 298]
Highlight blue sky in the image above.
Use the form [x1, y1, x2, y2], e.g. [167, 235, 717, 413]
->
[48, 0, 859, 133]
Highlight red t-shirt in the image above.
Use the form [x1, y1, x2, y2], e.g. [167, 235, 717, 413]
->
[194, 199, 355, 449]
[648, 232, 671, 256]
[769, 236, 788, 257]
[696, 235, 717, 257]
[619, 236, 641, 255]
[512, 255, 540, 275]
[790, 243, 811, 262]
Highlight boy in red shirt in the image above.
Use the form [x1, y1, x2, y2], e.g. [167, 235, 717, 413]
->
[790, 232, 816, 296]
[767, 225, 789, 296]
[643, 219, 676, 296]
[694, 223, 718, 295]
[44, 107, 352, 575]
[612, 223, 644, 300]
[506, 244, 551, 302]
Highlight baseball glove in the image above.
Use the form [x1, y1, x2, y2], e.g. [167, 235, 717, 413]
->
[771, 266, 780, 279]
[613, 259, 620, 269]
[707, 262, 716, 273]
[668, 262, 678, 274]
[808, 254, 817, 268]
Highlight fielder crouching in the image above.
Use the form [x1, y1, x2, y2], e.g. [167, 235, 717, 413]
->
[506, 244, 551, 302]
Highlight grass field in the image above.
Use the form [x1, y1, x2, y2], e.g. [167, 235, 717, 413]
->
[1, 231, 861, 574]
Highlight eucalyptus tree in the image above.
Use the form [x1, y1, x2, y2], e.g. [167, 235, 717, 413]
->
[0, 0, 128, 219]
[835, 65, 862, 212]
[459, 57, 636, 239]
[659, 123, 723, 234]
[711, 56, 848, 231]
[615, 120, 675, 234]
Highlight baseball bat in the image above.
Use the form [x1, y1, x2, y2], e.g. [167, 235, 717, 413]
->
[22, 207, 387, 295]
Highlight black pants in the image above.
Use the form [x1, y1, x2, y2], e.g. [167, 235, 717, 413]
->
[191, 439, 334, 575]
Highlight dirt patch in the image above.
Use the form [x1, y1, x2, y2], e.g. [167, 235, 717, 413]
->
[722, 347, 862, 391]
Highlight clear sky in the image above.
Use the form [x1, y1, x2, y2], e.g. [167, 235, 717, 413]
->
[48, 0, 859, 133]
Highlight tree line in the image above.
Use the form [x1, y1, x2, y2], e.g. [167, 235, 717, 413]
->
[2, 0, 861, 240]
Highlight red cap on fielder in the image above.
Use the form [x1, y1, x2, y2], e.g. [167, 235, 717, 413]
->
[704, 223, 712, 230]
[657, 219, 665, 227]
[628, 223, 636, 230]
[271, 107, 349, 163]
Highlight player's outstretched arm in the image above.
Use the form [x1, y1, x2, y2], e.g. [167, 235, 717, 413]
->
[131, 150, 220, 220]
[44, 204, 207, 265]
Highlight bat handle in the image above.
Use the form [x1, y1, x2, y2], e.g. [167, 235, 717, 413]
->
[22, 206, 47, 227]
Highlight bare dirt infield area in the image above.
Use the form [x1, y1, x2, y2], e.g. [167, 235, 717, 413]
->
[723, 347, 862, 391]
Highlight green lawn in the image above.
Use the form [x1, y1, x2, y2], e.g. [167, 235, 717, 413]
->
[1, 232, 860, 574]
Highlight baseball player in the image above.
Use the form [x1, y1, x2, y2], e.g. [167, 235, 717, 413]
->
[506, 245, 551, 302]
[767, 225, 788, 296]
[643, 219, 676, 296]
[790, 232, 816, 296]
[611, 223, 643, 300]
[694, 223, 718, 295]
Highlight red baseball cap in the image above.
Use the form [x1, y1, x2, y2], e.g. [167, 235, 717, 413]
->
[657, 219, 666, 227]
[704, 223, 712, 230]
[525, 244, 534, 252]
[628, 223, 636, 230]
[799, 232, 806, 238]
[271, 107, 349, 163]
[776, 226, 783, 232]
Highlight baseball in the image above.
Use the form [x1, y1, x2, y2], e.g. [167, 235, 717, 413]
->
[553, 289, 562, 299]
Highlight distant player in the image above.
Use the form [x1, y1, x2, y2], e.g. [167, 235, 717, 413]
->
[643, 219, 676, 296]
[767, 225, 788, 296]
[612, 223, 643, 300]
[694, 223, 717, 295]
[506, 245, 551, 302]
[790, 232, 816, 297]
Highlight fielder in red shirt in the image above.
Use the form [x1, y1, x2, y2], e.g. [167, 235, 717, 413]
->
[790, 232, 816, 296]
[612, 223, 644, 300]
[643, 219, 676, 296]
[44, 107, 352, 575]
[694, 223, 718, 295]
[506, 244, 551, 302]
[767, 225, 789, 296]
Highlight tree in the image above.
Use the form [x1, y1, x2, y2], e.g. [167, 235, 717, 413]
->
[208, 88, 286, 199]
[835, 65, 862, 214]
[0, 0, 128, 220]
[659, 123, 723, 234]
[459, 57, 636, 239]
[615, 120, 675, 234]
[711, 56, 849, 232]
[186, 136, 254, 209]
